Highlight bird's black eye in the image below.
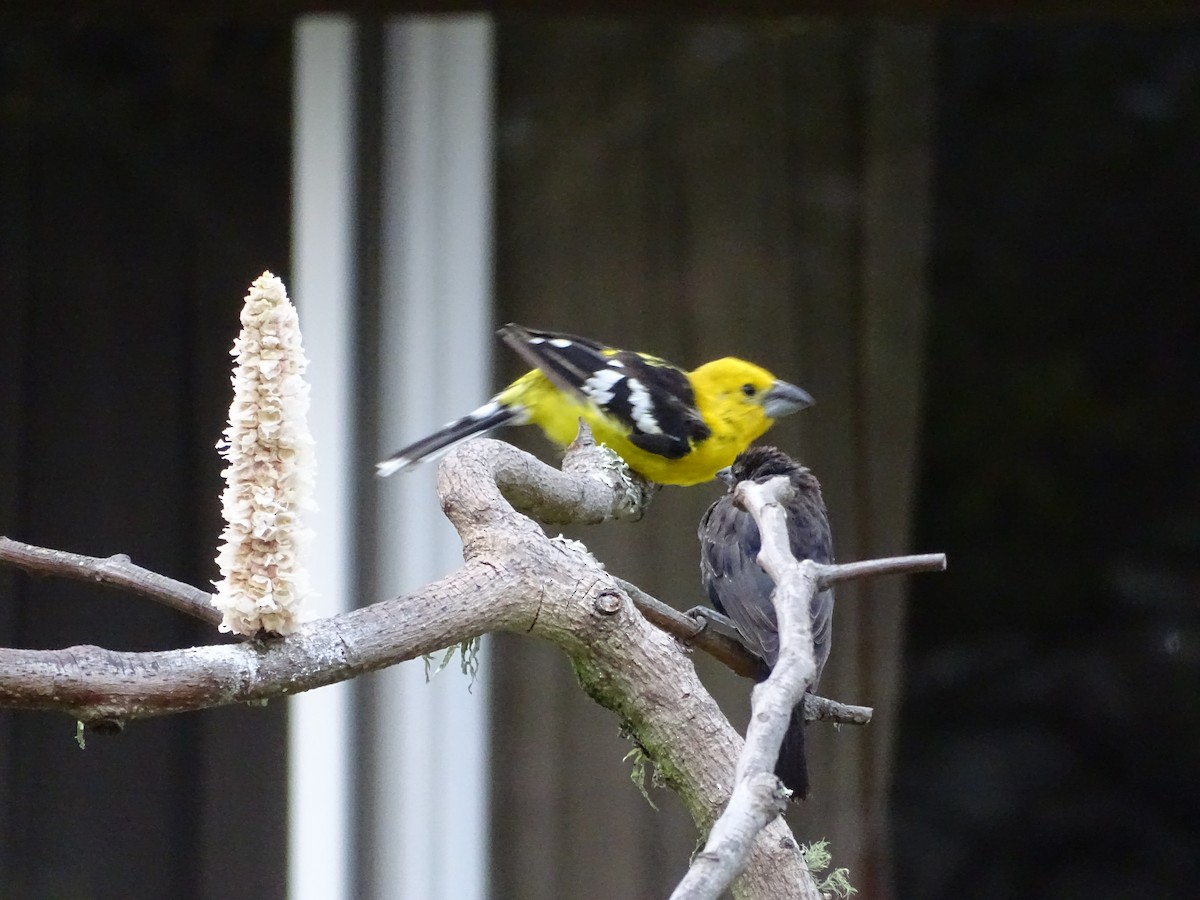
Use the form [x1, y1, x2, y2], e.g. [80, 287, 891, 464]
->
[741, 383, 757, 397]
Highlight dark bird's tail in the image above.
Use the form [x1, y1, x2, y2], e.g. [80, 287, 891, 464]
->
[775, 704, 809, 800]
[376, 400, 519, 477]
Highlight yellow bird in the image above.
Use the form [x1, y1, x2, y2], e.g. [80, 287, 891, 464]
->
[376, 324, 814, 486]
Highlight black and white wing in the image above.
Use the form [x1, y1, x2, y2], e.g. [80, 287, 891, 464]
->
[500, 324, 711, 460]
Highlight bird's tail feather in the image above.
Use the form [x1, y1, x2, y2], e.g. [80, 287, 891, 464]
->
[775, 704, 809, 800]
[376, 401, 519, 477]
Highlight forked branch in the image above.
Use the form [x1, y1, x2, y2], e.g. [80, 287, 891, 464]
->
[0, 434, 944, 900]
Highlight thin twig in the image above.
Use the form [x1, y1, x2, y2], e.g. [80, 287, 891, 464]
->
[802, 693, 872, 726]
[614, 576, 767, 679]
[0, 535, 221, 626]
[616, 576, 873, 727]
[817, 553, 946, 586]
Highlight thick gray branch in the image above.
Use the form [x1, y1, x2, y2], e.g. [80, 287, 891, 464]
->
[0, 437, 650, 725]
[0, 537, 873, 731]
[0, 562, 513, 723]
[440, 439, 814, 898]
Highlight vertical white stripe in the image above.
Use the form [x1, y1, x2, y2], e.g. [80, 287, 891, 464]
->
[289, 16, 356, 900]
[373, 15, 494, 900]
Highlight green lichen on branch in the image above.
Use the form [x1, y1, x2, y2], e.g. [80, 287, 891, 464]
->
[802, 839, 856, 897]
[623, 745, 659, 810]
[569, 655, 703, 823]
[423, 637, 482, 690]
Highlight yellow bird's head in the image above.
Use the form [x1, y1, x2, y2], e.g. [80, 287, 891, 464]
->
[689, 357, 814, 443]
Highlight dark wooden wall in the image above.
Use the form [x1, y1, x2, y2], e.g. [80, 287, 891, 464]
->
[491, 20, 932, 899]
[0, 23, 291, 900]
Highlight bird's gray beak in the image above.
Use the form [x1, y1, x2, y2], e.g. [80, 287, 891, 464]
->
[716, 466, 736, 488]
[761, 380, 815, 418]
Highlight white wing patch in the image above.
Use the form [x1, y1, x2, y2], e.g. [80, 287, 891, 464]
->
[375, 457, 410, 477]
[626, 377, 663, 435]
[549, 338, 573, 348]
[463, 399, 524, 425]
[583, 368, 624, 406]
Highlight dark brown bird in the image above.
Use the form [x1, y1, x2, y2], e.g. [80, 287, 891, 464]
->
[698, 445, 833, 799]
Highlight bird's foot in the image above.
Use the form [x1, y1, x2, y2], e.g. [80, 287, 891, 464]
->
[683, 606, 743, 643]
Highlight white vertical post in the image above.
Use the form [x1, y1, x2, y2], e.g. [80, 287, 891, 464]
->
[372, 15, 494, 900]
[289, 16, 357, 900]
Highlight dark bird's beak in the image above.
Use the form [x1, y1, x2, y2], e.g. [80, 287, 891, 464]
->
[716, 466, 736, 488]
[761, 380, 815, 418]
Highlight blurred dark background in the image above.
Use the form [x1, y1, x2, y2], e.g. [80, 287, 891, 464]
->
[1, 13, 1198, 900]
[0, 20, 292, 900]
[897, 25, 1200, 898]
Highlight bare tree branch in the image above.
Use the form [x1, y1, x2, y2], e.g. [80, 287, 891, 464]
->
[0, 438, 649, 723]
[0, 534, 878, 731]
[435, 440, 814, 897]
[0, 536, 221, 626]
[0, 434, 942, 899]
[674, 773, 793, 900]
[615, 575, 769, 679]
[615, 575, 875, 726]
[802, 693, 873, 726]
[817, 552, 946, 586]
[671, 475, 945, 900]
[671, 474, 822, 900]
[0, 561, 505, 724]
[0, 437, 811, 895]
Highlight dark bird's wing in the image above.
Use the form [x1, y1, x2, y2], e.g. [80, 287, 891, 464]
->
[698, 495, 783, 665]
[698, 454, 833, 679]
[697, 445, 835, 798]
